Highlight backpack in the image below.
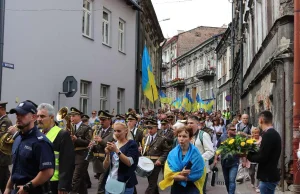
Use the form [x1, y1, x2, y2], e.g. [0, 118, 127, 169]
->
[201, 127, 214, 141]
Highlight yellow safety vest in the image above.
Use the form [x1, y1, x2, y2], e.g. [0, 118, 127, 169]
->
[45, 126, 61, 181]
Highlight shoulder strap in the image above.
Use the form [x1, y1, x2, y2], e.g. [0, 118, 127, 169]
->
[199, 130, 205, 147]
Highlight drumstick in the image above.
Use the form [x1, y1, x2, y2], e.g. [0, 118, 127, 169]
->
[142, 136, 149, 156]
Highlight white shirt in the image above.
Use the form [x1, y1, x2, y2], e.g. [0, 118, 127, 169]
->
[75, 121, 82, 131]
[148, 133, 157, 145]
[102, 126, 110, 134]
[194, 131, 215, 173]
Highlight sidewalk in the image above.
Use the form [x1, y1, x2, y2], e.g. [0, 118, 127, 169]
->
[206, 163, 292, 194]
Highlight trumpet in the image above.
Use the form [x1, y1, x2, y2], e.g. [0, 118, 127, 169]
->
[0, 124, 18, 155]
[56, 107, 75, 136]
[85, 124, 102, 161]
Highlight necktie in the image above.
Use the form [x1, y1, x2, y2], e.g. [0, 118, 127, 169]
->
[150, 136, 153, 144]
[100, 129, 105, 137]
[74, 125, 77, 132]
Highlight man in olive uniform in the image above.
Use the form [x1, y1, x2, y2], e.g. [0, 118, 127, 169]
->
[127, 113, 143, 147]
[69, 107, 91, 194]
[0, 102, 13, 193]
[81, 114, 92, 189]
[142, 118, 169, 194]
[91, 110, 114, 194]
[157, 119, 174, 147]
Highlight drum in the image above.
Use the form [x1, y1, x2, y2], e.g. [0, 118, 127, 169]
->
[135, 156, 154, 177]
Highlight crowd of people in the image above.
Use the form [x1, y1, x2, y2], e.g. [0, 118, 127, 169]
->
[0, 100, 281, 194]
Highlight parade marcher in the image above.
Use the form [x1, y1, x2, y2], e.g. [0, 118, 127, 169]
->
[247, 111, 281, 194]
[142, 118, 169, 194]
[103, 122, 139, 194]
[0, 102, 13, 193]
[127, 114, 143, 147]
[214, 124, 239, 194]
[4, 101, 55, 194]
[187, 116, 214, 194]
[81, 114, 92, 189]
[69, 107, 91, 194]
[159, 126, 206, 194]
[89, 110, 100, 128]
[90, 110, 114, 194]
[37, 103, 75, 194]
[158, 119, 174, 147]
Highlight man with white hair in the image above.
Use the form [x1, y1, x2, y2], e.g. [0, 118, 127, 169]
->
[37, 103, 75, 194]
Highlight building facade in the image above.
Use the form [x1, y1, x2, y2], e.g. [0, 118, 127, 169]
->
[136, 0, 164, 111]
[215, 26, 232, 111]
[161, 26, 226, 104]
[3, 0, 141, 116]
[231, 0, 294, 189]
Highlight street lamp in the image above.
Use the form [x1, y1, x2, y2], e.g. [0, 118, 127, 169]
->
[159, 18, 170, 22]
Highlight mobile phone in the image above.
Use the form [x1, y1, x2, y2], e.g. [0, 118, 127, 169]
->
[185, 161, 193, 169]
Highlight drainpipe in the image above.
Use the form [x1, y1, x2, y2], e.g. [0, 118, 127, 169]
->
[230, 1, 235, 113]
[134, 2, 141, 113]
[0, 0, 5, 100]
[239, 0, 243, 112]
[293, 0, 300, 190]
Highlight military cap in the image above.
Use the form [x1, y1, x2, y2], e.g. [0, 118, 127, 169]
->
[98, 110, 113, 119]
[160, 119, 168, 124]
[69, 107, 83, 115]
[81, 114, 90, 119]
[0, 102, 8, 109]
[145, 118, 158, 126]
[167, 114, 175, 118]
[116, 114, 125, 120]
[127, 114, 138, 120]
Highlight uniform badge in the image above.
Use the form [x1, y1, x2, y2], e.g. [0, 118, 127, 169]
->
[19, 102, 24, 107]
[1, 124, 6, 132]
[154, 147, 157, 150]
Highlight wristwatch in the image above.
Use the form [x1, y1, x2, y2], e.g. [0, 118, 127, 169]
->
[23, 182, 33, 192]
[117, 150, 122, 156]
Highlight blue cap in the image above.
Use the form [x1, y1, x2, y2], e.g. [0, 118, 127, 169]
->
[9, 101, 37, 115]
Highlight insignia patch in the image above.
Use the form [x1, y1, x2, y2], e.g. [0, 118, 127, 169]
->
[19, 102, 24, 107]
[24, 145, 32, 151]
[0, 125, 6, 132]
[154, 147, 157, 150]
[37, 136, 43, 140]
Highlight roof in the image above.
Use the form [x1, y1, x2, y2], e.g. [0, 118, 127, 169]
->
[125, 0, 142, 11]
[215, 24, 231, 52]
[176, 33, 224, 61]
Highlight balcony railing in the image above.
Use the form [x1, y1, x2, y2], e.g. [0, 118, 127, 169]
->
[196, 69, 216, 80]
[161, 63, 169, 71]
[170, 78, 185, 89]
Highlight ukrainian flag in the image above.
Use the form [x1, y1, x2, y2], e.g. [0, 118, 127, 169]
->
[159, 143, 206, 193]
[142, 46, 158, 103]
[172, 98, 182, 109]
[159, 90, 172, 104]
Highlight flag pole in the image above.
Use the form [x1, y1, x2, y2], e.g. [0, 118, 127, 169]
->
[151, 85, 156, 109]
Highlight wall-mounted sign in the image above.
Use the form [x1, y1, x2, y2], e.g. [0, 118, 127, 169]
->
[2, 62, 14, 69]
[225, 95, 232, 101]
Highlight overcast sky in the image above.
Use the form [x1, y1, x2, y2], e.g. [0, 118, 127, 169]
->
[152, 0, 232, 38]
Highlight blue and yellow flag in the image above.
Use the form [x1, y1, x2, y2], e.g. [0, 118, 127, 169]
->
[172, 97, 182, 109]
[142, 46, 158, 103]
[159, 90, 172, 104]
[159, 143, 206, 193]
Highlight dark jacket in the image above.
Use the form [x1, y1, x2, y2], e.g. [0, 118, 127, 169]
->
[103, 140, 139, 188]
[74, 123, 91, 164]
[0, 114, 13, 166]
[51, 129, 75, 191]
[247, 128, 281, 182]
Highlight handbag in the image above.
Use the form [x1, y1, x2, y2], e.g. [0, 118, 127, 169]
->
[105, 153, 131, 194]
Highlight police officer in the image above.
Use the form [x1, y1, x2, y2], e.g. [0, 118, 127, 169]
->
[142, 118, 169, 194]
[37, 103, 75, 194]
[4, 101, 55, 194]
[0, 102, 13, 193]
[90, 110, 114, 194]
[69, 107, 91, 194]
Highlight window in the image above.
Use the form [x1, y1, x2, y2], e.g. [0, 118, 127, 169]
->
[100, 84, 109, 110]
[118, 19, 125, 52]
[102, 9, 110, 45]
[80, 81, 90, 114]
[117, 88, 125, 114]
[82, 0, 92, 37]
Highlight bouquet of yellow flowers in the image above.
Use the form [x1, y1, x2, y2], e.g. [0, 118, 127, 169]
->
[216, 135, 259, 158]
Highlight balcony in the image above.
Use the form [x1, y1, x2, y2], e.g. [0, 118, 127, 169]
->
[196, 69, 216, 80]
[170, 78, 185, 89]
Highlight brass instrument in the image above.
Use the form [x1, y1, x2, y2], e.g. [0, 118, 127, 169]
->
[85, 124, 102, 161]
[0, 125, 16, 155]
[56, 107, 75, 135]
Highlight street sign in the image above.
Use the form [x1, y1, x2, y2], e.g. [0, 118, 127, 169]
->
[2, 62, 14, 69]
[62, 76, 77, 97]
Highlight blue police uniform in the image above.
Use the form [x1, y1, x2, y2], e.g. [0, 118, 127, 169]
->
[11, 126, 55, 193]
